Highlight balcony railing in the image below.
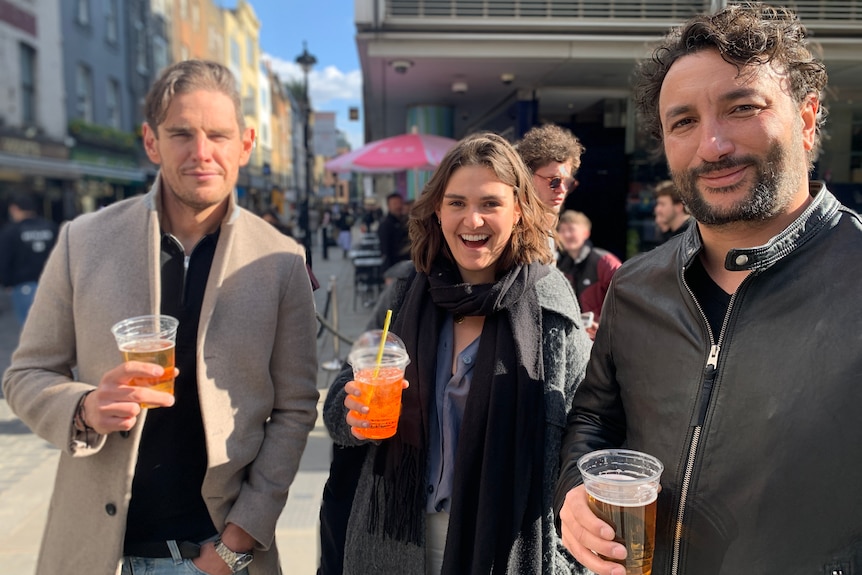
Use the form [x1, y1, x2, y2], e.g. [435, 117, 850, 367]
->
[384, 0, 862, 26]
[386, 1, 712, 19]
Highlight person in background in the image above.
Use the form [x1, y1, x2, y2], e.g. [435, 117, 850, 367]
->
[3, 60, 319, 575]
[261, 207, 292, 236]
[0, 194, 57, 327]
[653, 179, 692, 242]
[556, 210, 621, 339]
[320, 208, 333, 260]
[556, 5, 862, 574]
[324, 132, 591, 574]
[262, 208, 320, 291]
[377, 192, 411, 272]
[336, 205, 354, 257]
[516, 124, 585, 257]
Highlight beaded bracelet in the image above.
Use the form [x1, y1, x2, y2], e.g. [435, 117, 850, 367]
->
[73, 390, 95, 435]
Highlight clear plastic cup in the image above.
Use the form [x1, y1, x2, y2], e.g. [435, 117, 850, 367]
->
[347, 330, 410, 439]
[578, 449, 664, 575]
[111, 315, 179, 408]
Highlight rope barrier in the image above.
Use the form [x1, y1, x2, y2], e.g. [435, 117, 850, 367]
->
[316, 312, 354, 346]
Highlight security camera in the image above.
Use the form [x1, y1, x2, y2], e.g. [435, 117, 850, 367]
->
[390, 60, 413, 74]
[500, 73, 515, 85]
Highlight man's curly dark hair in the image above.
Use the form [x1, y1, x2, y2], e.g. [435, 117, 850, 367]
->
[515, 124, 585, 174]
[634, 2, 828, 161]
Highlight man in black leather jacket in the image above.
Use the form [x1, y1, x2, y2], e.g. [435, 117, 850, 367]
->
[556, 5, 862, 575]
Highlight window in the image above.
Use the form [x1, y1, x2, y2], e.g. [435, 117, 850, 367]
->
[20, 43, 37, 125]
[242, 86, 256, 117]
[852, 113, 862, 183]
[180, 44, 189, 61]
[208, 25, 221, 56]
[180, 0, 188, 19]
[105, 0, 117, 43]
[77, 0, 90, 25]
[76, 64, 94, 122]
[260, 86, 268, 113]
[230, 37, 241, 79]
[106, 78, 121, 129]
[153, 36, 168, 74]
[246, 36, 254, 66]
[136, 18, 148, 73]
[192, 4, 200, 30]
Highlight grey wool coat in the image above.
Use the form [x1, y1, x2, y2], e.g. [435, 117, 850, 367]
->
[323, 268, 592, 575]
[2, 175, 320, 575]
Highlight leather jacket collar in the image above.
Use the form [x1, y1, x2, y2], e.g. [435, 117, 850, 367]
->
[679, 181, 838, 272]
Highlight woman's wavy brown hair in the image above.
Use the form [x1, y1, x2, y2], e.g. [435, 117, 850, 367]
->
[408, 132, 554, 276]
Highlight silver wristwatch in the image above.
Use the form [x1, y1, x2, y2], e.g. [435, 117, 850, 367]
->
[214, 537, 254, 573]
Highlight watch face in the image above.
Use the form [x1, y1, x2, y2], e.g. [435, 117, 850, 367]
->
[234, 554, 254, 571]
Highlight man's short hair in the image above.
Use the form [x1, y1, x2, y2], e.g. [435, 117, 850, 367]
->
[654, 180, 683, 204]
[558, 210, 592, 230]
[516, 124, 585, 174]
[386, 192, 403, 202]
[10, 193, 38, 213]
[144, 60, 244, 133]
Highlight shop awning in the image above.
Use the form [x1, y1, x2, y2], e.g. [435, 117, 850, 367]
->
[76, 161, 147, 183]
[0, 152, 81, 179]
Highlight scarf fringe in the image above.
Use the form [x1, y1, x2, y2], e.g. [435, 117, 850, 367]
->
[368, 444, 424, 546]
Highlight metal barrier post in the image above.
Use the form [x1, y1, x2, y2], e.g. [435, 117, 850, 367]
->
[321, 275, 342, 371]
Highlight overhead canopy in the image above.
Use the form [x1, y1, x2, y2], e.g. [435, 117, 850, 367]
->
[325, 132, 457, 174]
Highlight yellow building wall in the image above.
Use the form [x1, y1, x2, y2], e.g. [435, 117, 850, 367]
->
[222, 0, 261, 169]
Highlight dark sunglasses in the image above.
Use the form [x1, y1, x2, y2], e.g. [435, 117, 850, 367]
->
[537, 173, 577, 190]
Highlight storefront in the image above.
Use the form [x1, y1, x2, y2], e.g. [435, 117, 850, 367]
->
[0, 133, 79, 225]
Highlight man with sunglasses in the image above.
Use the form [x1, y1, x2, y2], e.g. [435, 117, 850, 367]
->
[516, 124, 585, 256]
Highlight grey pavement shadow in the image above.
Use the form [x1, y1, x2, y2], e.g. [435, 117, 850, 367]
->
[0, 418, 33, 435]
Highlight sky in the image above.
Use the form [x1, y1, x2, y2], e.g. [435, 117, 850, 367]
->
[220, 1, 364, 150]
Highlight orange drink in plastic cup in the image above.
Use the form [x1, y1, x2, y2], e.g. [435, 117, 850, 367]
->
[348, 330, 410, 439]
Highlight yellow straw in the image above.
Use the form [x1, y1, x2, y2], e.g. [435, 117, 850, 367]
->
[373, 309, 393, 378]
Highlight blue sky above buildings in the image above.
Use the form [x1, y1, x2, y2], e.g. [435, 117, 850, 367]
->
[220, 0, 364, 149]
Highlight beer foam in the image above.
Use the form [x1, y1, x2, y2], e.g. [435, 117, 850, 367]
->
[587, 490, 658, 507]
[586, 472, 659, 507]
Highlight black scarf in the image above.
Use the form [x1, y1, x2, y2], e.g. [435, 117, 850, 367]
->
[368, 257, 550, 574]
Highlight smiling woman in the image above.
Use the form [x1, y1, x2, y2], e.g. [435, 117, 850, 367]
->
[435, 165, 520, 284]
[322, 131, 592, 575]
[409, 132, 554, 277]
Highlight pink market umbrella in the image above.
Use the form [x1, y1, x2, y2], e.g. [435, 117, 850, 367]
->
[325, 133, 457, 173]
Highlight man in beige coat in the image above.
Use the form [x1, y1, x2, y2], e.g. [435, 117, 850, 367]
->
[2, 60, 319, 575]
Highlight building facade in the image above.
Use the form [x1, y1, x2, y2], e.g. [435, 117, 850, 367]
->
[223, 0, 264, 208]
[0, 0, 76, 223]
[61, 0, 147, 213]
[354, 0, 862, 256]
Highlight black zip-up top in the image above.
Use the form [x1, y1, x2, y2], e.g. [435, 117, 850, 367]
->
[556, 183, 862, 575]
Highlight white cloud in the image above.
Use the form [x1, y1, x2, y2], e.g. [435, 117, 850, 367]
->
[264, 53, 365, 149]
[263, 53, 362, 110]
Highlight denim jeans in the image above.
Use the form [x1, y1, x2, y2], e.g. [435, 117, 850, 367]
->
[121, 540, 248, 575]
[10, 281, 37, 327]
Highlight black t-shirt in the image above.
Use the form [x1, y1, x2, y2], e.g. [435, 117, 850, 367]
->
[685, 256, 731, 341]
[0, 216, 57, 286]
[123, 230, 219, 548]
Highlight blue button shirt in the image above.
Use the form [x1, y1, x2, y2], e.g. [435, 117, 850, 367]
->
[426, 313, 480, 513]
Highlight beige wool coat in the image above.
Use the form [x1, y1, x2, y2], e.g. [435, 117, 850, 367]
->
[2, 175, 320, 575]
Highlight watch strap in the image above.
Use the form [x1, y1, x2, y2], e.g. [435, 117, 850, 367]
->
[214, 537, 254, 573]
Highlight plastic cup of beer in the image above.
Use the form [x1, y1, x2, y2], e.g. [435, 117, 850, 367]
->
[577, 449, 664, 575]
[111, 315, 179, 408]
[347, 329, 410, 440]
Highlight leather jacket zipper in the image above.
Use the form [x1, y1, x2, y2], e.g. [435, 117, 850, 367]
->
[672, 269, 746, 575]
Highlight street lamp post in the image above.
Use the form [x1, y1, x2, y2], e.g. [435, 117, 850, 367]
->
[296, 42, 317, 268]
